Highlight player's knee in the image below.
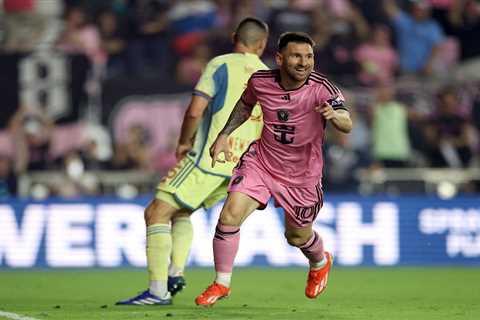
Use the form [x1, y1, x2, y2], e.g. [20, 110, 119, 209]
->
[285, 232, 309, 247]
[219, 206, 243, 227]
[173, 210, 191, 220]
[285, 236, 304, 247]
[144, 199, 174, 225]
[171, 210, 192, 224]
[144, 204, 157, 225]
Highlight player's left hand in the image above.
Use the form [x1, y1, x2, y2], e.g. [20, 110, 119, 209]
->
[315, 102, 338, 120]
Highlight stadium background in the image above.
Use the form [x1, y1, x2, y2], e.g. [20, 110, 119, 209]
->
[0, 0, 479, 319]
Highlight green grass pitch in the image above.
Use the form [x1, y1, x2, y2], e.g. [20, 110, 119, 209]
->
[0, 267, 479, 320]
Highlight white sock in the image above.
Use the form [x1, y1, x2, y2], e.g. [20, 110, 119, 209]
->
[168, 264, 183, 277]
[149, 280, 170, 298]
[310, 255, 327, 270]
[215, 272, 232, 288]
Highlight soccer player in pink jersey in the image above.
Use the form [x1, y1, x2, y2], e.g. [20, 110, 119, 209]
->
[195, 32, 353, 307]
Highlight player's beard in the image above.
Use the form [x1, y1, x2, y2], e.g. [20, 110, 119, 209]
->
[285, 63, 311, 83]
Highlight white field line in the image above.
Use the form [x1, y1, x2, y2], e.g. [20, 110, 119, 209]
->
[0, 310, 40, 320]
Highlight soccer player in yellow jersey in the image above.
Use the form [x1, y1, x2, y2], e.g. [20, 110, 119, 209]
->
[116, 17, 269, 305]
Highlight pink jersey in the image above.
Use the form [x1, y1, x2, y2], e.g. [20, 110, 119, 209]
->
[240, 69, 347, 187]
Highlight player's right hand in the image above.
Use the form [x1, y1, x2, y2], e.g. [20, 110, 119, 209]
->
[209, 134, 231, 168]
[315, 101, 338, 120]
[176, 142, 192, 160]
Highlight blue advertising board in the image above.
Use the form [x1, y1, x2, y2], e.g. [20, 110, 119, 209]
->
[1, 196, 479, 268]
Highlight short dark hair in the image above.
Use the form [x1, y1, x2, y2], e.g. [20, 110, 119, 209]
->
[234, 17, 269, 47]
[278, 32, 315, 51]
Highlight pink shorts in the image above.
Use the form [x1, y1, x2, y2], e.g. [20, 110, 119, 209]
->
[228, 143, 324, 228]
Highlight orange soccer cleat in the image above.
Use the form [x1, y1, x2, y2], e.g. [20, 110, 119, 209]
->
[305, 251, 333, 299]
[195, 282, 231, 307]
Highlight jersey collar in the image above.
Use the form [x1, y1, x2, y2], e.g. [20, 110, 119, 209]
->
[275, 69, 311, 92]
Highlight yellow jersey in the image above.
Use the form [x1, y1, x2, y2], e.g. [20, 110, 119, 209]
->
[188, 52, 267, 177]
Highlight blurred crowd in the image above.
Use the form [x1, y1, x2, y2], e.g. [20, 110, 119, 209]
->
[1, 0, 480, 198]
[2, 0, 480, 83]
[0, 106, 157, 198]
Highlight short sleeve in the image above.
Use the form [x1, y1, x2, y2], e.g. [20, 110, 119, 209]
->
[329, 89, 348, 111]
[393, 10, 411, 31]
[240, 76, 257, 107]
[318, 78, 348, 111]
[194, 59, 218, 99]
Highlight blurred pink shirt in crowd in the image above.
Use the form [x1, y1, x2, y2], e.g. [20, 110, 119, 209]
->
[355, 44, 398, 85]
[292, 0, 351, 17]
[57, 26, 107, 65]
[428, 0, 455, 9]
[355, 25, 398, 85]
[3, 0, 34, 12]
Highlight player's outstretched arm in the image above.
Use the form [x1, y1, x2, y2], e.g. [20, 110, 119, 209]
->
[315, 102, 353, 133]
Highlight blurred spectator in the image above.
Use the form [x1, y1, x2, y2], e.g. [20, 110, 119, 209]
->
[314, 2, 369, 82]
[96, 8, 127, 78]
[310, 6, 332, 69]
[230, 0, 270, 24]
[202, 0, 235, 57]
[324, 90, 369, 192]
[75, 124, 113, 170]
[1, 0, 47, 52]
[268, 0, 315, 54]
[57, 5, 106, 65]
[351, 0, 390, 24]
[8, 106, 54, 173]
[342, 2, 370, 38]
[344, 98, 371, 166]
[429, 0, 455, 9]
[324, 130, 361, 192]
[383, 0, 446, 75]
[268, 0, 314, 35]
[125, 0, 171, 77]
[471, 85, 480, 168]
[447, 0, 480, 61]
[214, 0, 233, 28]
[168, 0, 218, 56]
[424, 87, 475, 167]
[207, 0, 270, 57]
[0, 154, 17, 198]
[153, 128, 178, 175]
[370, 84, 411, 167]
[110, 124, 152, 170]
[354, 24, 398, 86]
[472, 84, 480, 134]
[51, 150, 100, 198]
[446, 0, 480, 81]
[176, 42, 211, 86]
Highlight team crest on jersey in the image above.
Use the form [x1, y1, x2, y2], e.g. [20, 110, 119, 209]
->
[277, 109, 289, 122]
[232, 176, 244, 185]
